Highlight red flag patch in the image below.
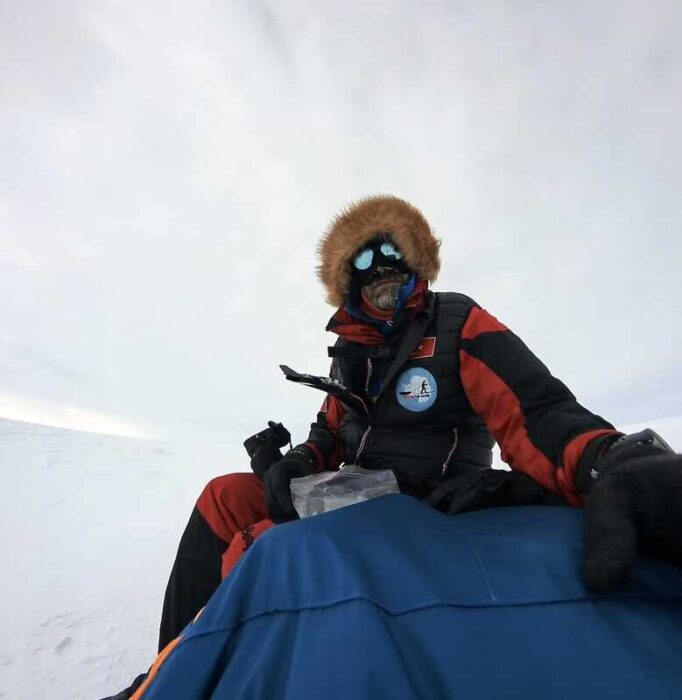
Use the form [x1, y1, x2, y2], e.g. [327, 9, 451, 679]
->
[410, 337, 436, 359]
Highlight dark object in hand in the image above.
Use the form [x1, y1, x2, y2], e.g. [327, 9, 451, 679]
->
[263, 446, 315, 523]
[580, 429, 682, 592]
[243, 421, 292, 478]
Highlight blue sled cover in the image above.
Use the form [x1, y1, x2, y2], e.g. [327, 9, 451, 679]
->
[138, 496, 682, 699]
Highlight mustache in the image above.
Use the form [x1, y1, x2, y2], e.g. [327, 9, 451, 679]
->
[368, 267, 409, 284]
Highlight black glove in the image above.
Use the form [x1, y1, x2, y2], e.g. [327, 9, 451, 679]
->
[425, 468, 562, 515]
[243, 421, 292, 478]
[263, 445, 315, 523]
[579, 429, 682, 592]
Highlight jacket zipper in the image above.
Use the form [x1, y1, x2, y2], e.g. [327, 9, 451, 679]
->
[354, 426, 372, 465]
[441, 428, 459, 476]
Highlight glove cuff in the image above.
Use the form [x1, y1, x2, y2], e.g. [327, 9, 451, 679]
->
[577, 429, 674, 493]
[577, 433, 623, 493]
[286, 444, 315, 465]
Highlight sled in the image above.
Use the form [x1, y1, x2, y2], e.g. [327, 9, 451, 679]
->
[133, 496, 682, 699]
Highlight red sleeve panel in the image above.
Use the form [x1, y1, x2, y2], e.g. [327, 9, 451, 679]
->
[460, 307, 619, 505]
[304, 394, 346, 472]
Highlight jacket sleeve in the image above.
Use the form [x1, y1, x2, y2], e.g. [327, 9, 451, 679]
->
[459, 306, 621, 505]
[303, 394, 346, 472]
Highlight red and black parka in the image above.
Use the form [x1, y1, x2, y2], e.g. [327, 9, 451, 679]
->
[301, 289, 620, 505]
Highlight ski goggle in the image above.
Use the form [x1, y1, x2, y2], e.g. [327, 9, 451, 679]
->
[352, 240, 403, 271]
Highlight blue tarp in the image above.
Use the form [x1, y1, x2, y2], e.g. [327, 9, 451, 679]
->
[140, 496, 682, 699]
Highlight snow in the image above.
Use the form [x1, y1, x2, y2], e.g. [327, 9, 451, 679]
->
[0, 417, 243, 699]
[2, 414, 682, 699]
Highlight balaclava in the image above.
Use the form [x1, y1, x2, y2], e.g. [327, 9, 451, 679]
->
[317, 195, 442, 310]
[349, 234, 412, 311]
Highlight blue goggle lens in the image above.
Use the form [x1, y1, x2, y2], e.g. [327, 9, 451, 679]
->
[380, 242, 402, 260]
[353, 248, 374, 270]
[352, 241, 403, 270]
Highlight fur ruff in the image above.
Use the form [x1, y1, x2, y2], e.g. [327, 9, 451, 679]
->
[317, 195, 441, 307]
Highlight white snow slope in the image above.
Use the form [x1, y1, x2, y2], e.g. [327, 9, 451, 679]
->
[2, 414, 682, 699]
[1, 417, 244, 700]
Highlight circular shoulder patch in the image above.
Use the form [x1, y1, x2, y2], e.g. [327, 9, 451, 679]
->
[396, 368, 438, 412]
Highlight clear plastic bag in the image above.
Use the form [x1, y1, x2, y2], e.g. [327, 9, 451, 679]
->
[290, 464, 400, 518]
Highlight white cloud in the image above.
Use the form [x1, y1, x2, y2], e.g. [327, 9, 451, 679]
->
[1, 1, 681, 440]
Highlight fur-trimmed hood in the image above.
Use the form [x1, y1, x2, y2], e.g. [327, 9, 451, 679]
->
[316, 195, 442, 307]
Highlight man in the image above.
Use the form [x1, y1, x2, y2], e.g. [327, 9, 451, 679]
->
[108, 195, 681, 700]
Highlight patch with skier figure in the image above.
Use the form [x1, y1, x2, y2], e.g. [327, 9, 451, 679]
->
[396, 368, 437, 412]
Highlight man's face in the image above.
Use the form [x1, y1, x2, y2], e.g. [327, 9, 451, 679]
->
[363, 268, 410, 310]
[351, 237, 410, 311]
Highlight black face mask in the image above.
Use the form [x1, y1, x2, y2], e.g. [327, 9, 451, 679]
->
[349, 236, 410, 287]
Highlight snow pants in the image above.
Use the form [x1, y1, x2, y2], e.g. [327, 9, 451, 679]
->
[158, 473, 275, 651]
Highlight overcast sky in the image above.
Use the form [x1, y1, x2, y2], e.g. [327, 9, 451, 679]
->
[1, 1, 680, 447]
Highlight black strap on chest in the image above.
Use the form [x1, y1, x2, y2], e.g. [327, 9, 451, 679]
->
[327, 345, 394, 360]
[374, 308, 432, 399]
